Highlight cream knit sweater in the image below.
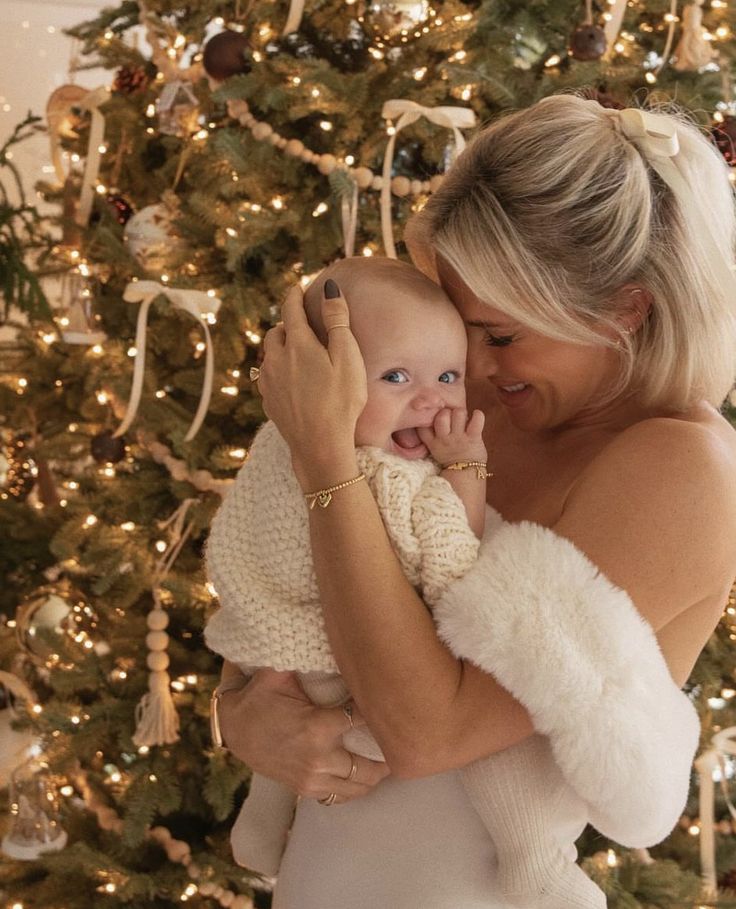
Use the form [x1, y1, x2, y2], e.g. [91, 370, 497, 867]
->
[204, 419, 480, 671]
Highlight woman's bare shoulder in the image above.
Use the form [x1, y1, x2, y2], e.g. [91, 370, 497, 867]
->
[555, 404, 736, 636]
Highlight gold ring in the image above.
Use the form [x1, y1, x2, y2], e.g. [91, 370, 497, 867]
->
[249, 367, 261, 382]
[342, 703, 354, 729]
[326, 324, 350, 332]
[318, 792, 337, 806]
[343, 752, 358, 783]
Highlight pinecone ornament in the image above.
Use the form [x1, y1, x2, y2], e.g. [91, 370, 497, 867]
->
[113, 64, 152, 95]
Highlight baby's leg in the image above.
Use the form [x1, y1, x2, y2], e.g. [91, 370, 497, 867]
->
[230, 773, 297, 877]
[228, 664, 296, 877]
[298, 671, 386, 762]
[461, 735, 605, 909]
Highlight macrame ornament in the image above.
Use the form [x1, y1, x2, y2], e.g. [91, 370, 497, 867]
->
[380, 100, 476, 257]
[132, 499, 196, 747]
[673, 0, 715, 71]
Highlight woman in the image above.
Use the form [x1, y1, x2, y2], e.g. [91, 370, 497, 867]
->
[214, 95, 736, 907]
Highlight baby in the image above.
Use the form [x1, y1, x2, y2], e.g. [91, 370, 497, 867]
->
[205, 257, 598, 909]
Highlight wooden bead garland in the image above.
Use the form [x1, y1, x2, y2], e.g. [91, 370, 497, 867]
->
[226, 98, 434, 200]
[72, 768, 255, 908]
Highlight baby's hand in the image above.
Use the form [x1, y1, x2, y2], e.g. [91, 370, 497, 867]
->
[417, 408, 487, 466]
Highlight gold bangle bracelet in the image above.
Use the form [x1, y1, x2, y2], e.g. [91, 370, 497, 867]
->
[441, 460, 491, 480]
[304, 473, 366, 509]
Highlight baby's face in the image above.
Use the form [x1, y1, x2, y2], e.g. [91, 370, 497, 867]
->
[351, 285, 468, 460]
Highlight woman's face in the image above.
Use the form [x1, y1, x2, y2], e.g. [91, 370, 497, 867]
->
[437, 258, 622, 433]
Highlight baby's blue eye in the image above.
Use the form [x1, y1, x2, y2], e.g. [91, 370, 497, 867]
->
[439, 371, 459, 384]
[382, 370, 408, 383]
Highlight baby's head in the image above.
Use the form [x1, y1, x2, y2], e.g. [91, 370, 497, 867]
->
[304, 257, 467, 459]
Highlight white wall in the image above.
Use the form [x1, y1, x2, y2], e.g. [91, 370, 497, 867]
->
[1, 0, 107, 206]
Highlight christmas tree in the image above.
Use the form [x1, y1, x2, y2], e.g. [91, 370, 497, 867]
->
[1, 0, 736, 906]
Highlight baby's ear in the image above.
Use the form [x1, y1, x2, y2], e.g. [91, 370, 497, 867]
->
[404, 213, 439, 282]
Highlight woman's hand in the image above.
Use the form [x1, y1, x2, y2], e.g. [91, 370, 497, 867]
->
[218, 668, 390, 804]
[258, 282, 367, 488]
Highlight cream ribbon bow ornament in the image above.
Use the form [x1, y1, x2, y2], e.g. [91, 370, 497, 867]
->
[380, 100, 477, 258]
[695, 726, 736, 898]
[113, 281, 221, 443]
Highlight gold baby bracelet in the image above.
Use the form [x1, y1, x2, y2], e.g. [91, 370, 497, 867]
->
[304, 473, 366, 509]
[442, 460, 491, 480]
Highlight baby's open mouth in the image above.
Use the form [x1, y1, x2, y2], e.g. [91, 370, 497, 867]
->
[391, 428, 428, 459]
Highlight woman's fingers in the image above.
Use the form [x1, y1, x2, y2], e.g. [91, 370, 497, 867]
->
[280, 283, 311, 336]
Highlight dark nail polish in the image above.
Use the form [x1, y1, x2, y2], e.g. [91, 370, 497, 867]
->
[324, 278, 341, 299]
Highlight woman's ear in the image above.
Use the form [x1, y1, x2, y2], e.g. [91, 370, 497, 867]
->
[613, 284, 653, 333]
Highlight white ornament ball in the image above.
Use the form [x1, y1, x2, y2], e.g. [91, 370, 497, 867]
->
[124, 204, 183, 274]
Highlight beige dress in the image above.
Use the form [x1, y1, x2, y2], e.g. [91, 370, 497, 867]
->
[273, 771, 590, 909]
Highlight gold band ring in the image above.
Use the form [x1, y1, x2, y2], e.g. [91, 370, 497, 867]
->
[326, 323, 350, 331]
[249, 367, 261, 382]
[342, 703, 354, 729]
[343, 752, 358, 783]
[318, 792, 337, 806]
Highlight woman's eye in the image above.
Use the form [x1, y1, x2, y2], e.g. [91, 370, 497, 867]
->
[382, 370, 408, 383]
[438, 371, 459, 384]
[484, 332, 516, 348]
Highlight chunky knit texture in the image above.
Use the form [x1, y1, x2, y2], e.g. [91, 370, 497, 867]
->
[204, 420, 480, 670]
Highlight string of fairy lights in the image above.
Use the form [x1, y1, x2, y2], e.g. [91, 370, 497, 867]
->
[3, 2, 736, 907]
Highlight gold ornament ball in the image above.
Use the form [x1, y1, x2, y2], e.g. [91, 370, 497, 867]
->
[365, 0, 429, 39]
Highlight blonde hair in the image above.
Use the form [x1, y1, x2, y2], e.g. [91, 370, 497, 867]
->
[415, 93, 736, 410]
[303, 255, 452, 344]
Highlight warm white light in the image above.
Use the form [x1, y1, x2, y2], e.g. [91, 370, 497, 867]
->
[105, 883, 116, 893]
[109, 771, 122, 783]
[312, 202, 329, 217]
[149, 774, 157, 782]
[722, 688, 736, 699]
[413, 66, 427, 80]
[606, 848, 617, 867]
[146, 103, 156, 117]
[206, 581, 218, 596]
[195, 341, 206, 352]
[127, 346, 137, 357]
[226, 227, 238, 237]
[42, 333, 56, 344]
[160, 273, 169, 283]
[220, 385, 239, 396]
[121, 521, 135, 531]
[544, 54, 561, 67]
[193, 129, 208, 141]
[155, 540, 167, 553]
[204, 312, 217, 324]
[345, 154, 355, 165]
[17, 377, 28, 388]
[98, 144, 108, 154]
[311, 88, 320, 98]
[320, 120, 333, 131]
[60, 785, 74, 796]
[84, 515, 98, 527]
[96, 391, 109, 405]
[155, 389, 166, 399]
[362, 246, 374, 256]
[645, 72, 657, 84]
[369, 48, 384, 60]
[138, 745, 149, 754]
[71, 715, 81, 725]
[271, 197, 284, 209]
[91, 344, 103, 354]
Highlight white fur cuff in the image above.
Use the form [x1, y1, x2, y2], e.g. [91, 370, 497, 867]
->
[434, 520, 700, 847]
